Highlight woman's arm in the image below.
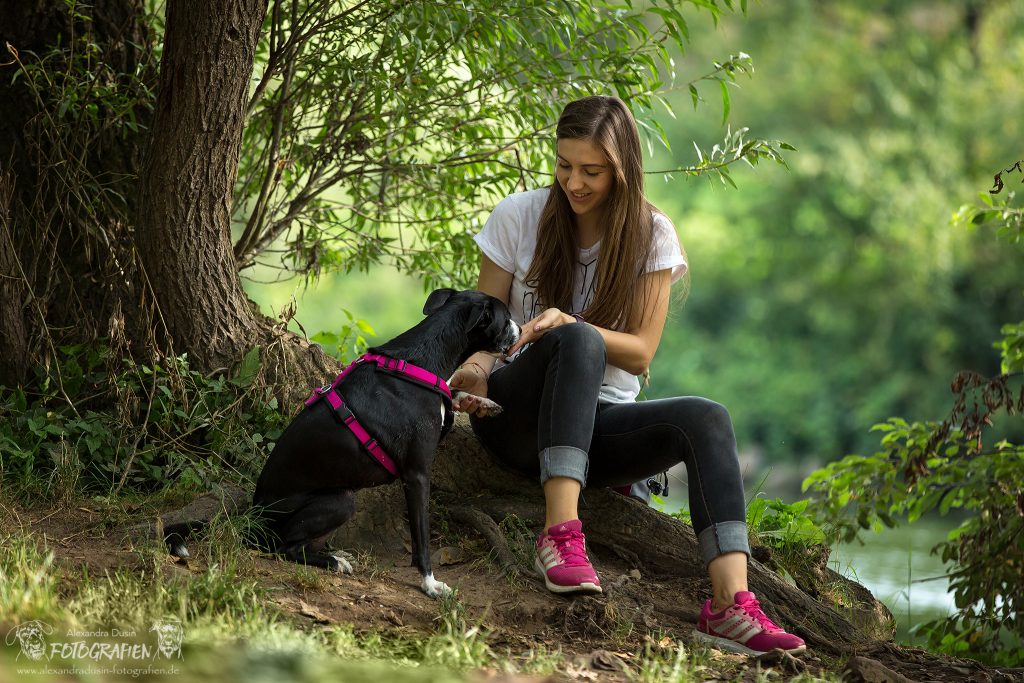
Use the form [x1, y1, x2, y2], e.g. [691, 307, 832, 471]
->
[506, 268, 672, 376]
[449, 253, 513, 412]
[468, 253, 513, 374]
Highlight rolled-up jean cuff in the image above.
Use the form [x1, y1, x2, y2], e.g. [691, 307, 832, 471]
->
[697, 521, 751, 567]
[539, 446, 589, 486]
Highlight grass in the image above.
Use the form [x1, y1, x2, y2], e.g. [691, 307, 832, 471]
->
[0, 533, 64, 624]
[0, 516, 862, 683]
[634, 639, 713, 683]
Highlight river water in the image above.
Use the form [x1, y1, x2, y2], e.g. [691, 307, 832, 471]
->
[830, 518, 959, 643]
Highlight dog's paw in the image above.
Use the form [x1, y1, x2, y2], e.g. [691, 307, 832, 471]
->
[328, 554, 355, 575]
[452, 390, 503, 417]
[421, 573, 453, 598]
[166, 537, 190, 558]
[474, 396, 503, 417]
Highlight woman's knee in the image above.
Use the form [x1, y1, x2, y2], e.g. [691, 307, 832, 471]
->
[700, 399, 734, 433]
[660, 397, 736, 449]
[545, 322, 606, 364]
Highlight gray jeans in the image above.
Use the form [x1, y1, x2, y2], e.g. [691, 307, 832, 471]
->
[469, 323, 750, 566]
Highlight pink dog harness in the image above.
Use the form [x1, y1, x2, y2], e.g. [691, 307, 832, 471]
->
[303, 354, 454, 478]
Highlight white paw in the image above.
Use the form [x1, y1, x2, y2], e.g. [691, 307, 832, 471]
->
[451, 390, 503, 417]
[330, 554, 354, 574]
[421, 572, 452, 598]
[476, 397, 503, 416]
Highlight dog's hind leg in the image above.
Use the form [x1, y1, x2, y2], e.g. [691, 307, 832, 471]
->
[276, 490, 357, 573]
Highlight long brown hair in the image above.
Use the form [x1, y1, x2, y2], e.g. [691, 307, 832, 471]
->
[525, 96, 657, 330]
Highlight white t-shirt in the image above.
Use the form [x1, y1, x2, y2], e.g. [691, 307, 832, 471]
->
[474, 187, 687, 403]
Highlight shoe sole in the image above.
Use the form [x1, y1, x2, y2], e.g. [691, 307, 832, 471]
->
[534, 557, 602, 594]
[692, 630, 807, 657]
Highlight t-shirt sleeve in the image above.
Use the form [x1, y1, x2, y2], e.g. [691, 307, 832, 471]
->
[473, 195, 521, 274]
[646, 213, 688, 283]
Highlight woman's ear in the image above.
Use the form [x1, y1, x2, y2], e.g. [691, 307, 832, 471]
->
[423, 288, 456, 315]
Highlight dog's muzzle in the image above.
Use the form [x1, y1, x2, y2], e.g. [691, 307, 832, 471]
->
[498, 320, 521, 354]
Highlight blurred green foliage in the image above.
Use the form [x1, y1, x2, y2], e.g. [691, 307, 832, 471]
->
[641, 2, 1024, 465]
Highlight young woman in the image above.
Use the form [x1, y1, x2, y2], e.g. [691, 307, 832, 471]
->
[450, 96, 805, 657]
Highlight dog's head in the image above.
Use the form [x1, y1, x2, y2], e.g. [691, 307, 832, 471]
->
[150, 619, 184, 658]
[423, 289, 519, 355]
[6, 620, 52, 661]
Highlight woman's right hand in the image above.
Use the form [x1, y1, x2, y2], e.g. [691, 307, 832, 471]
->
[450, 363, 492, 416]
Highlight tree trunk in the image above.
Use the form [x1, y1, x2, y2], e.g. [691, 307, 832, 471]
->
[0, 0, 153, 384]
[1, 0, 332, 395]
[134, 0, 268, 370]
[0, 171, 31, 388]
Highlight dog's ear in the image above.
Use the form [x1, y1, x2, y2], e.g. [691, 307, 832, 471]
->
[423, 288, 456, 315]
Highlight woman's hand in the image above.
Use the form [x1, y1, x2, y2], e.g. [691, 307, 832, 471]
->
[450, 363, 493, 416]
[505, 307, 575, 357]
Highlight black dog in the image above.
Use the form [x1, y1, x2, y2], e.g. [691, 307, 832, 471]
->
[170, 289, 518, 598]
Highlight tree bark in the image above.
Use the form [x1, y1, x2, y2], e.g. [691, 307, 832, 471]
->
[0, 171, 31, 387]
[134, 0, 268, 370]
[0, 0, 152, 383]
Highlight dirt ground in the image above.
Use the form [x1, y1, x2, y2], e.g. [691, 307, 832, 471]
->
[3, 503, 1022, 683]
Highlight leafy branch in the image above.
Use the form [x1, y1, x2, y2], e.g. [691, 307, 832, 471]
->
[227, 0, 764, 287]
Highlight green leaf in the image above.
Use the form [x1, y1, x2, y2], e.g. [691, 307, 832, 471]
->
[719, 79, 730, 124]
[231, 345, 262, 388]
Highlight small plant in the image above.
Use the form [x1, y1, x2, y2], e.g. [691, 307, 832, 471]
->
[290, 565, 328, 593]
[0, 341, 287, 498]
[635, 638, 710, 683]
[422, 590, 494, 670]
[0, 533, 65, 624]
[747, 497, 827, 546]
[354, 550, 391, 582]
[496, 513, 536, 570]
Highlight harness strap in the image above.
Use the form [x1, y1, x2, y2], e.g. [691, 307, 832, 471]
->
[302, 353, 454, 478]
[321, 391, 399, 478]
[372, 354, 454, 438]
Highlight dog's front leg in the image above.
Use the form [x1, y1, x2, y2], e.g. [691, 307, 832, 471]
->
[402, 465, 452, 599]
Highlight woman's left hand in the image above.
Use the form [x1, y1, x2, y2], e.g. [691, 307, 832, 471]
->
[505, 307, 575, 357]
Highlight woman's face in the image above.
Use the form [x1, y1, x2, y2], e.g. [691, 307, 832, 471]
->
[555, 138, 613, 222]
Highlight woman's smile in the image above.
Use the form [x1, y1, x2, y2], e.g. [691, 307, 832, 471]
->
[555, 138, 612, 220]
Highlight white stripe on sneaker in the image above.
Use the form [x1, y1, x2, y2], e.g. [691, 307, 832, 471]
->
[731, 622, 762, 644]
[714, 614, 763, 643]
[538, 546, 561, 568]
[715, 615, 747, 637]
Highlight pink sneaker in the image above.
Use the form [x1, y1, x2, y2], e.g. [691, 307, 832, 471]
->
[534, 520, 602, 594]
[695, 591, 806, 656]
